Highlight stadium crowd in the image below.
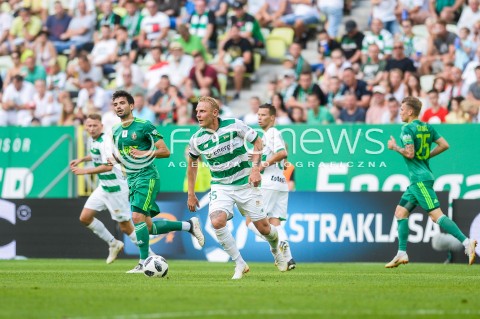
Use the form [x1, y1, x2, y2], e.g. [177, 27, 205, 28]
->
[0, 0, 480, 129]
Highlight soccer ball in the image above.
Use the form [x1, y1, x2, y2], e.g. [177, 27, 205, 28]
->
[143, 255, 169, 278]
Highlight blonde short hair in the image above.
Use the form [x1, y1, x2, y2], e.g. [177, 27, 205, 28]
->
[198, 96, 220, 112]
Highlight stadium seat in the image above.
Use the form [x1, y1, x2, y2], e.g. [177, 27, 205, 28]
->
[218, 74, 227, 100]
[412, 25, 429, 38]
[420, 74, 435, 92]
[266, 35, 288, 60]
[270, 27, 295, 46]
[113, 7, 127, 17]
[57, 55, 68, 72]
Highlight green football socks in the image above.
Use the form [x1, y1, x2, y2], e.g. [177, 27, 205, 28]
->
[151, 220, 183, 235]
[134, 222, 150, 260]
[397, 218, 409, 252]
[437, 215, 467, 243]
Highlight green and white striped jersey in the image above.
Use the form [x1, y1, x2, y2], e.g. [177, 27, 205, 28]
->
[189, 118, 258, 189]
[90, 133, 127, 193]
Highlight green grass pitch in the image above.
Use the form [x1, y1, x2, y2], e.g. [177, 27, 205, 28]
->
[1, 259, 479, 319]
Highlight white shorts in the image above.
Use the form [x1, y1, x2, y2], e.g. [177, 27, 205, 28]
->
[261, 189, 288, 220]
[208, 186, 266, 222]
[84, 187, 131, 222]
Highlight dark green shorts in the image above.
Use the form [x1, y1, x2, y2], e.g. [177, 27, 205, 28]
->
[129, 178, 160, 217]
[399, 180, 440, 213]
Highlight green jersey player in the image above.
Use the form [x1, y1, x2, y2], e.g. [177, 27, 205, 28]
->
[385, 96, 477, 268]
[110, 90, 205, 273]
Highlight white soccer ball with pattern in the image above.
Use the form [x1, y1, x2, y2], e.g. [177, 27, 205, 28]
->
[143, 255, 169, 278]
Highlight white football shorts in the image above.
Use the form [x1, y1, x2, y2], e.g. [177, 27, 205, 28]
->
[208, 186, 266, 222]
[84, 187, 131, 222]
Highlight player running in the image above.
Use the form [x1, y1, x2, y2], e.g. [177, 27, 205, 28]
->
[385, 96, 477, 268]
[110, 90, 204, 273]
[187, 96, 288, 280]
[70, 113, 145, 264]
[245, 103, 296, 270]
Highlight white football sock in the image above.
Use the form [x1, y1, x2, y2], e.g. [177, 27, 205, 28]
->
[87, 218, 115, 245]
[214, 226, 241, 261]
[128, 231, 137, 244]
[247, 222, 266, 240]
[181, 221, 191, 231]
[462, 238, 470, 248]
[263, 225, 279, 253]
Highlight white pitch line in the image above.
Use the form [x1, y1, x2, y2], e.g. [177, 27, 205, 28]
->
[69, 308, 480, 319]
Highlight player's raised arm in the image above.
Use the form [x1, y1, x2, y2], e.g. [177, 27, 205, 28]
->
[249, 137, 263, 186]
[187, 154, 200, 212]
[429, 137, 450, 159]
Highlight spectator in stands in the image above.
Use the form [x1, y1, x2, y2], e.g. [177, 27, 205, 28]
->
[454, 27, 474, 70]
[67, 54, 103, 89]
[287, 71, 326, 109]
[45, 1, 71, 43]
[445, 96, 468, 123]
[288, 41, 312, 78]
[446, 66, 469, 104]
[9, 7, 42, 52]
[337, 93, 366, 123]
[462, 46, 480, 86]
[215, 25, 253, 100]
[361, 18, 393, 62]
[1, 75, 36, 126]
[420, 19, 456, 75]
[139, 1, 170, 50]
[317, 29, 341, 60]
[132, 92, 156, 123]
[317, 0, 344, 38]
[118, 68, 145, 97]
[381, 96, 402, 123]
[77, 78, 109, 115]
[97, 1, 121, 32]
[432, 76, 450, 106]
[371, 0, 399, 35]
[272, 93, 292, 125]
[405, 74, 422, 98]
[68, 0, 95, 17]
[122, 1, 143, 40]
[157, 0, 182, 29]
[0, 5, 13, 56]
[464, 100, 479, 122]
[57, 94, 78, 126]
[189, 0, 217, 50]
[166, 42, 194, 87]
[388, 68, 406, 103]
[90, 25, 117, 76]
[243, 96, 261, 125]
[144, 47, 170, 92]
[46, 60, 67, 92]
[227, 1, 265, 48]
[114, 26, 139, 63]
[55, 0, 96, 58]
[33, 31, 57, 72]
[185, 52, 220, 100]
[325, 76, 343, 110]
[305, 93, 335, 124]
[3, 51, 22, 89]
[275, 0, 319, 44]
[384, 41, 416, 79]
[366, 85, 388, 124]
[33, 79, 60, 126]
[457, 0, 480, 31]
[151, 85, 188, 125]
[422, 89, 448, 123]
[466, 66, 480, 104]
[397, 18, 423, 64]
[323, 49, 351, 87]
[289, 106, 306, 123]
[149, 75, 171, 106]
[115, 53, 143, 88]
[21, 56, 48, 84]
[430, 0, 464, 23]
[396, 0, 430, 25]
[175, 24, 207, 59]
[340, 20, 364, 66]
[256, 0, 292, 28]
[207, 0, 229, 27]
[359, 43, 386, 89]
[279, 69, 297, 101]
[339, 68, 371, 108]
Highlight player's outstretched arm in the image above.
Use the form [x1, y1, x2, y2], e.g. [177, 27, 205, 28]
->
[429, 137, 450, 159]
[71, 164, 113, 176]
[261, 150, 287, 172]
[70, 155, 92, 168]
[249, 137, 263, 186]
[187, 155, 200, 212]
[387, 136, 414, 159]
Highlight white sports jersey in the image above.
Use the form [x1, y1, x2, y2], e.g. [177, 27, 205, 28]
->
[90, 133, 127, 193]
[261, 127, 288, 192]
[189, 118, 258, 189]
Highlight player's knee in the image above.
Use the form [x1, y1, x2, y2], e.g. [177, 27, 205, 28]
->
[210, 210, 227, 229]
[79, 214, 92, 225]
[255, 220, 270, 235]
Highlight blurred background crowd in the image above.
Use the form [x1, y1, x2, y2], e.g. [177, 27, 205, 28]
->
[0, 0, 479, 130]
